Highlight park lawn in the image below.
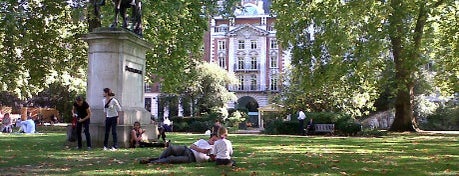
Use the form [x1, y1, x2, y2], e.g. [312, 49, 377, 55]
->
[0, 127, 458, 176]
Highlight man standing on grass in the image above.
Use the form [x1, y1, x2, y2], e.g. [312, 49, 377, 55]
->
[298, 109, 306, 135]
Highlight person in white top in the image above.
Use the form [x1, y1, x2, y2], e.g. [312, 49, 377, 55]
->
[298, 109, 306, 135]
[212, 126, 235, 166]
[103, 88, 122, 150]
[140, 133, 219, 164]
[21, 113, 35, 134]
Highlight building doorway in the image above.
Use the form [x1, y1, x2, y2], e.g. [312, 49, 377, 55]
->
[236, 96, 259, 128]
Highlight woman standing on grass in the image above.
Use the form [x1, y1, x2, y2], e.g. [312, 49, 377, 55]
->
[103, 88, 122, 150]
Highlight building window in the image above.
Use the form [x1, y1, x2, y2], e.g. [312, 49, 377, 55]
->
[238, 40, 245, 50]
[270, 39, 278, 49]
[270, 54, 278, 68]
[218, 41, 226, 50]
[145, 98, 152, 112]
[261, 17, 266, 25]
[251, 40, 257, 49]
[238, 75, 244, 90]
[250, 75, 257, 90]
[250, 57, 257, 69]
[270, 75, 278, 91]
[238, 57, 245, 69]
[145, 84, 151, 92]
[218, 55, 226, 68]
[214, 25, 228, 32]
[229, 17, 235, 26]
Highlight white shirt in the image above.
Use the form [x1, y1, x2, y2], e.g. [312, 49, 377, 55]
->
[103, 98, 122, 117]
[21, 119, 35, 134]
[298, 111, 306, 120]
[190, 139, 213, 162]
[212, 138, 233, 159]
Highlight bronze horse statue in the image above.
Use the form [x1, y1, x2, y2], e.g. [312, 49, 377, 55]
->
[98, 0, 143, 36]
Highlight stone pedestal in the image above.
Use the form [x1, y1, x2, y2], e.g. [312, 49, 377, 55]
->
[82, 28, 157, 148]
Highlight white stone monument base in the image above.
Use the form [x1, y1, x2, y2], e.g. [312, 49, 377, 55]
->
[89, 123, 158, 148]
[89, 107, 158, 148]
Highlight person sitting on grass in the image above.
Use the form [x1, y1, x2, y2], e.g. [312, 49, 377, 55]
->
[212, 126, 235, 166]
[130, 121, 146, 148]
[139, 133, 218, 164]
[1, 113, 12, 133]
[130, 121, 169, 148]
[21, 114, 35, 134]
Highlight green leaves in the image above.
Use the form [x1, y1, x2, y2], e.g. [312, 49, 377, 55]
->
[0, 0, 87, 98]
[273, 0, 458, 122]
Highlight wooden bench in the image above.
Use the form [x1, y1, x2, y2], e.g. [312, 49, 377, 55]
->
[313, 124, 335, 135]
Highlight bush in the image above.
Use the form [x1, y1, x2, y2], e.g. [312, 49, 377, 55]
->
[263, 119, 298, 135]
[307, 112, 344, 123]
[359, 128, 387, 137]
[420, 106, 459, 130]
[335, 115, 362, 136]
[188, 121, 211, 133]
[169, 115, 219, 132]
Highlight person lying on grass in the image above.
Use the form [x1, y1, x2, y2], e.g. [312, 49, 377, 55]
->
[139, 133, 218, 164]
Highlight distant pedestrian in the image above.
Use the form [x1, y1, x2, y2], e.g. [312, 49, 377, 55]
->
[298, 109, 306, 135]
[103, 88, 122, 151]
[212, 119, 222, 134]
[72, 96, 92, 150]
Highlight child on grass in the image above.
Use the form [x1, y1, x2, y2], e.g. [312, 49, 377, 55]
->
[212, 126, 235, 166]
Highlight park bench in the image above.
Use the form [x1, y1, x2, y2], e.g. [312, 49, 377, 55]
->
[313, 124, 335, 135]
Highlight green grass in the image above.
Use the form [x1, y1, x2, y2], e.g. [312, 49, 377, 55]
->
[0, 127, 458, 176]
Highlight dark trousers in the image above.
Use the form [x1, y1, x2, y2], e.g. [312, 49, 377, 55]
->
[216, 158, 236, 166]
[158, 126, 166, 141]
[76, 121, 91, 148]
[150, 145, 195, 164]
[299, 119, 305, 135]
[104, 116, 118, 148]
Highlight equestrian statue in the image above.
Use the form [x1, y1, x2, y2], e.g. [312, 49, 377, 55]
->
[98, 0, 143, 36]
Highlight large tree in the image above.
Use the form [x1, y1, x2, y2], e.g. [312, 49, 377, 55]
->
[0, 0, 88, 99]
[0, 0, 239, 98]
[272, 0, 458, 131]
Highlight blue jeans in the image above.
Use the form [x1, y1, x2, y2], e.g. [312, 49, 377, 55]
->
[76, 120, 91, 148]
[104, 116, 118, 148]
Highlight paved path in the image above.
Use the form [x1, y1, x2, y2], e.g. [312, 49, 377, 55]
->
[235, 129, 459, 135]
[420, 130, 459, 135]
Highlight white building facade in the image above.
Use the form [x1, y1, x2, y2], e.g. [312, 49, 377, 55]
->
[145, 0, 291, 127]
[203, 0, 290, 126]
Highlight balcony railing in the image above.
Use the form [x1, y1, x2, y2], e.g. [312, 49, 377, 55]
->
[234, 63, 260, 72]
[228, 84, 280, 92]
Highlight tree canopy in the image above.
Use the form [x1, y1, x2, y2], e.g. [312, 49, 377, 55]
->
[0, 1, 87, 99]
[0, 0, 239, 99]
[272, 0, 458, 131]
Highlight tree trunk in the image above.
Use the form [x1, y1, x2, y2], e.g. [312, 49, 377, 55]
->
[387, 0, 419, 132]
[390, 83, 417, 132]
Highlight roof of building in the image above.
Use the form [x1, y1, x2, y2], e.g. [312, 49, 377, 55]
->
[226, 24, 269, 36]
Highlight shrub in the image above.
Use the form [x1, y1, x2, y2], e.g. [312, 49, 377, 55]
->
[188, 121, 211, 133]
[227, 110, 246, 128]
[307, 112, 343, 123]
[359, 128, 387, 137]
[420, 106, 459, 130]
[263, 119, 298, 135]
[335, 115, 362, 136]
